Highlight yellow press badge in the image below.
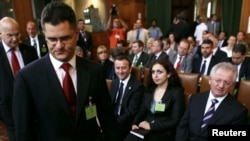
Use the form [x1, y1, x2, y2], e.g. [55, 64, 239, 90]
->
[155, 103, 165, 112]
[85, 105, 97, 120]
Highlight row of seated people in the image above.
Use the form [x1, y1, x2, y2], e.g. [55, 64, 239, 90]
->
[104, 54, 250, 141]
[97, 32, 250, 86]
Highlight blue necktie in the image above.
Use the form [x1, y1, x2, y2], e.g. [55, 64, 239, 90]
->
[200, 60, 206, 75]
[136, 29, 140, 40]
[114, 82, 124, 116]
[201, 99, 218, 128]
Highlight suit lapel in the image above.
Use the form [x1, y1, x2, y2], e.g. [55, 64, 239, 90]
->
[110, 79, 119, 103]
[122, 77, 134, 103]
[44, 56, 72, 117]
[0, 42, 14, 78]
[75, 58, 91, 120]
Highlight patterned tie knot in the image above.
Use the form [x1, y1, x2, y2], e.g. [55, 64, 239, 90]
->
[11, 48, 15, 52]
[179, 56, 183, 60]
[61, 63, 71, 72]
[211, 99, 218, 105]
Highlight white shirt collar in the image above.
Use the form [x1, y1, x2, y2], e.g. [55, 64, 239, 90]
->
[2, 40, 20, 53]
[49, 53, 76, 71]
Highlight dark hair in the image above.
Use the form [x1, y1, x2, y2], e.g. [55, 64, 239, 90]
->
[41, 2, 77, 30]
[116, 40, 128, 47]
[132, 40, 144, 48]
[110, 47, 125, 59]
[232, 44, 246, 55]
[77, 19, 85, 23]
[114, 55, 132, 67]
[146, 58, 182, 93]
[162, 38, 171, 45]
[151, 19, 157, 23]
[202, 39, 213, 46]
[220, 31, 228, 37]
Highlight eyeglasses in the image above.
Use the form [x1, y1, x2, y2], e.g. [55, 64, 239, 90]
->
[98, 51, 107, 54]
[212, 79, 233, 86]
[46, 34, 74, 46]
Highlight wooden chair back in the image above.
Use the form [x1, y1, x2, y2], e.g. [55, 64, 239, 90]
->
[142, 68, 150, 87]
[106, 79, 112, 91]
[178, 73, 199, 107]
[237, 80, 250, 117]
[131, 67, 142, 82]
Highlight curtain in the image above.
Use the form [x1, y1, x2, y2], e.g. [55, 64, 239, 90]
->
[221, 0, 242, 36]
[146, 0, 171, 36]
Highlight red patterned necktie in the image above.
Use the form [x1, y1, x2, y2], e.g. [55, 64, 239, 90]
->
[61, 63, 76, 119]
[176, 56, 183, 72]
[11, 48, 20, 75]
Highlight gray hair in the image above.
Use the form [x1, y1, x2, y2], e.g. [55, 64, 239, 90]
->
[209, 62, 237, 82]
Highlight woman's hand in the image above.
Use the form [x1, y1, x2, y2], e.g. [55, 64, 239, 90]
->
[138, 121, 150, 130]
[132, 125, 139, 130]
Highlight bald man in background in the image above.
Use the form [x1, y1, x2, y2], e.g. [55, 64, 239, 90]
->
[0, 17, 38, 141]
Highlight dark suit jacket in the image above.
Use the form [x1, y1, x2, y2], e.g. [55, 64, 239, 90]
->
[23, 35, 49, 57]
[192, 55, 222, 75]
[131, 86, 185, 141]
[77, 31, 93, 59]
[99, 59, 114, 79]
[0, 41, 38, 126]
[110, 76, 144, 139]
[213, 48, 228, 61]
[176, 91, 248, 141]
[128, 51, 149, 67]
[13, 55, 119, 141]
[145, 52, 169, 68]
[219, 39, 228, 48]
[230, 57, 250, 96]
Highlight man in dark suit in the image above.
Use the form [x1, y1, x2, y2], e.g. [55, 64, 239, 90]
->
[207, 33, 228, 62]
[13, 2, 119, 141]
[145, 39, 169, 68]
[77, 19, 93, 59]
[169, 39, 193, 73]
[218, 31, 228, 48]
[0, 17, 38, 141]
[230, 44, 250, 97]
[128, 40, 149, 67]
[23, 20, 48, 58]
[192, 39, 222, 76]
[110, 55, 144, 140]
[176, 62, 248, 141]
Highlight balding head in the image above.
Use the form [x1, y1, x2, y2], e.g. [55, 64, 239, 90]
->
[0, 17, 21, 48]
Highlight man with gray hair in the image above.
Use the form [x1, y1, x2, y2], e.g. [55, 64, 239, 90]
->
[176, 62, 248, 141]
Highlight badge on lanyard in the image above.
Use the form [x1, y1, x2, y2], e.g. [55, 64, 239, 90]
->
[155, 100, 165, 112]
[85, 97, 97, 120]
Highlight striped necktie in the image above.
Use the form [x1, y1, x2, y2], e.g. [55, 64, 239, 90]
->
[201, 99, 218, 128]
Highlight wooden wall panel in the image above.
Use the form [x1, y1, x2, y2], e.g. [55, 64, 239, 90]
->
[240, 0, 250, 40]
[13, 0, 33, 41]
[91, 32, 110, 61]
[106, 0, 146, 29]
